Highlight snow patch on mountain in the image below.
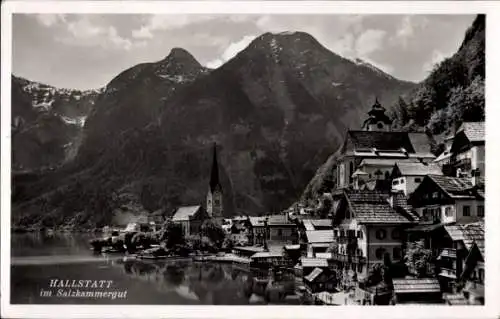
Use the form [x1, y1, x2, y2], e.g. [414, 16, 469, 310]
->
[350, 58, 395, 80]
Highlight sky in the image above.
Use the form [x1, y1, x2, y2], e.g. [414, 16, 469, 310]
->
[12, 14, 476, 90]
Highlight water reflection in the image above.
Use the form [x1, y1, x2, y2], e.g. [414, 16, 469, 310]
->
[113, 259, 254, 304]
[11, 232, 94, 257]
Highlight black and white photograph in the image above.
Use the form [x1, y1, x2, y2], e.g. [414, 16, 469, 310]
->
[1, 1, 499, 318]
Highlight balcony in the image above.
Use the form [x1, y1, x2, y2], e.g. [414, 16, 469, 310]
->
[439, 248, 457, 259]
[439, 267, 457, 279]
[453, 158, 472, 171]
[330, 252, 366, 264]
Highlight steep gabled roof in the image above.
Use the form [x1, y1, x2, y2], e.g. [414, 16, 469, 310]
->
[394, 162, 443, 176]
[267, 214, 293, 225]
[444, 221, 484, 256]
[344, 190, 413, 224]
[346, 131, 416, 152]
[305, 267, 324, 282]
[457, 122, 485, 143]
[172, 205, 201, 221]
[305, 230, 334, 243]
[427, 175, 477, 199]
[310, 219, 332, 228]
[301, 257, 329, 268]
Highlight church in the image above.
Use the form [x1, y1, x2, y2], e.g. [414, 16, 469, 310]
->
[206, 142, 224, 223]
[334, 99, 436, 191]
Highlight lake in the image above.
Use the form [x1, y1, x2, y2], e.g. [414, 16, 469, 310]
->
[10, 232, 296, 305]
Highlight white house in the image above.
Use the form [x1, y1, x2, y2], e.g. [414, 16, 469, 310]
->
[390, 162, 443, 196]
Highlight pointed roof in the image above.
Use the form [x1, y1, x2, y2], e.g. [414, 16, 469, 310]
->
[172, 205, 202, 221]
[209, 143, 222, 192]
[457, 122, 485, 143]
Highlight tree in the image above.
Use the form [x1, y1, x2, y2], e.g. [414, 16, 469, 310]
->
[222, 237, 235, 252]
[404, 240, 433, 278]
[160, 219, 185, 249]
[201, 219, 226, 248]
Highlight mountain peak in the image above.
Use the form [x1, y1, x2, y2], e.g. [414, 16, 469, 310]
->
[164, 47, 201, 67]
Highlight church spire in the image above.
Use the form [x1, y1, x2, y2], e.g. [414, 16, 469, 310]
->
[209, 142, 221, 193]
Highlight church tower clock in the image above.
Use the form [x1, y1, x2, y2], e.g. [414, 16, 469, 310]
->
[207, 143, 223, 222]
[362, 98, 393, 132]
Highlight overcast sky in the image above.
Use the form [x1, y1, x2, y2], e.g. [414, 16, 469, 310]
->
[12, 14, 475, 90]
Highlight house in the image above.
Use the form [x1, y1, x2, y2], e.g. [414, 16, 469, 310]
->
[171, 205, 209, 237]
[390, 162, 443, 196]
[266, 214, 298, 245]
[434, 134, 455, 169]
[332, 190, 416, 280]
[443, 241, 484, 305]
[392, 278, 442, 304]
[304, 267, 337, 293]
[305, 230, 334, 258]
[408, 175, 484, 225]
[448, 122, 485, 181]
[300, 257, 330, 278]
[355, 158, 422, 190]
[229, 222, 249, 245]
[437, 221, 484, 293]
[250, 251, 288, 269]
[335, 100, 435, 190]
[247, 216, 267, 245]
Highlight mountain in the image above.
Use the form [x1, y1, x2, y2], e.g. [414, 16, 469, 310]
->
[12, 31, 416, 229]
[11, 75, 102, 171]
[301, 15, 485, 202]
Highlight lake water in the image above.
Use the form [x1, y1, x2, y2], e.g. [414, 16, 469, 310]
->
[10, 233, 279, 305]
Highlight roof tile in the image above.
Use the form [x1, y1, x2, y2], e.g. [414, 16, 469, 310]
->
[172, 205, 201, 221]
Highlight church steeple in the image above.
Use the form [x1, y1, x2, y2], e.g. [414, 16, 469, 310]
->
[209, 142, 222, 193]
[207, 143, 223, 220]
[362, 97, 392, 131]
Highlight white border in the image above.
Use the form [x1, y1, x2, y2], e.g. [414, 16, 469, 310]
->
[2, 1, 500, 319]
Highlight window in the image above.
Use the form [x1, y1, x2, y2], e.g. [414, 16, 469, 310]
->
[357, 249, 363, 256]
[351, 263, 356, 271]
[463, 205, 471, 217]
[375, 248, 386, 259]
[432, 192, 439, 199]
[400, 178, 405, 184]
[385, 171, 390, 180]
[393, 247, 401, 260]
[375, 229, 387, 240]
[391, 229, 401, 240]
[377, 122, 384, 129]
[340, 230, 345, 237]
[478, 205, 484, 218]
[414, 178, 422, 183]
[393, 180, 399, 186]
[334, 229, 338, 238]
[277, 229, 283, 236]
[357, 263, 363, 273]
[445, 207, 452, 217]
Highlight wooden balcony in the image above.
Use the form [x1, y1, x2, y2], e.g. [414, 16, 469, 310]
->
[439, 248, 457, 259]
[439, 267, 457, 279]
[330, 252, 366, 264]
